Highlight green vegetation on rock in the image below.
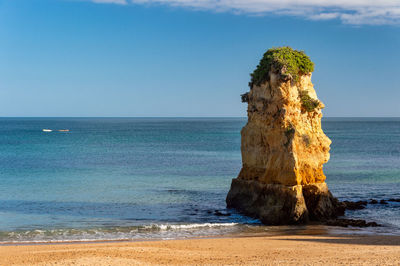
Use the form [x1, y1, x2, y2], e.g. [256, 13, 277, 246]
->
[249, 47, 314, 87]
[241, 92, 249, 103]
[284, 123, 295, 148]
[302, 134, 311, 147]
[284, 124, 295, 138]
[299, 90, 320, 112]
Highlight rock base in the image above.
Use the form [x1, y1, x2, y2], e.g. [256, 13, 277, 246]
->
[325, 219, 379, 228]
[226, 179, 342, 225]
[302, 183, 344, 220]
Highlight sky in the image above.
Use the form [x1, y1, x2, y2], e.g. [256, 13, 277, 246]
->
[0, 0, 399, 117]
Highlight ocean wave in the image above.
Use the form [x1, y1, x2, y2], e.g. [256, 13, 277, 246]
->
[144, 222, 238, 230]
[0, 223, 242, 244]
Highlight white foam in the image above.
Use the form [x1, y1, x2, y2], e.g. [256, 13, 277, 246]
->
[0, 223, 240, 244]
[148, 223, 238, 230]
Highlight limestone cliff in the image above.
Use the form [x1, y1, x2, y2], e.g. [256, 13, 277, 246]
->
[226, 47, 342, 225]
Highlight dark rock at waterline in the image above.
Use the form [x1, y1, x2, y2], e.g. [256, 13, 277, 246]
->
[370, 199, 378, 204]
[326, 219, 380, 228]
[388, 198, 400, 202]
[226, 179, 344, 225]
[380, 199, 388, 205]
[227, 179, 307, 225]
[214, 210, 231, 216]
[302, 184, 345, 220]
[342, 200, 367, 210]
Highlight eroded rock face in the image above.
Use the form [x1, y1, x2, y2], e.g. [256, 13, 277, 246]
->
[226, 68, 342, 224]
[227, 179, 308, 225]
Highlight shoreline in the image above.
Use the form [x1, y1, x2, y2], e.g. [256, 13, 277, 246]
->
[0, 222, 396, 246]
[1, 233, 399, 265]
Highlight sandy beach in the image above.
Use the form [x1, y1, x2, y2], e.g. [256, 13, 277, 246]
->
[1, 234, 400, 265]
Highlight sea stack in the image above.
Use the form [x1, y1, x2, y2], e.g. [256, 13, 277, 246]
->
[226, 47, 342, 225]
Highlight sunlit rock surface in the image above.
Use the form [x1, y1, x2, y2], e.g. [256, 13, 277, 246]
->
[226, 50, 341, 225]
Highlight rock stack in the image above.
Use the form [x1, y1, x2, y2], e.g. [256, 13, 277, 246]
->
[226, 47, 342, 225]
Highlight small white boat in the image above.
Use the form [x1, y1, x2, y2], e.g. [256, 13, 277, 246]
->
[58, 129, 70, 132]
[42, 129, 52, 132]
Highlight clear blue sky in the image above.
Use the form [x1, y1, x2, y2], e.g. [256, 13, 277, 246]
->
[1, 0, 399, 117]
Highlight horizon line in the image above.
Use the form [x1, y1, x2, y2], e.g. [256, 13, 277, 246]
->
[0, 116, 399, 118]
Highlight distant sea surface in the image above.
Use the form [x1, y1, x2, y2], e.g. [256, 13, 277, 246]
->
[0, 117, 399, 243]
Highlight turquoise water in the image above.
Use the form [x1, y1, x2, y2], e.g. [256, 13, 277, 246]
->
[0, 117, 399, 242]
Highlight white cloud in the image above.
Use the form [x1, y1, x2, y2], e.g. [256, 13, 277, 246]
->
[90, 0, 400, 25]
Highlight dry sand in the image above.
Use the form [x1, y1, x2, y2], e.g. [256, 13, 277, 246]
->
[1, 234, 400, 265]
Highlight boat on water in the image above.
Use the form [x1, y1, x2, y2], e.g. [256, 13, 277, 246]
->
[42, 129, 70, 132]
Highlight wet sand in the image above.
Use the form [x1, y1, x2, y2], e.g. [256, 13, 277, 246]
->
[1, 234, 400, 265]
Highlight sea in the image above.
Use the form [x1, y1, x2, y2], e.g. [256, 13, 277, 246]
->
[0, 117, 399, 243]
